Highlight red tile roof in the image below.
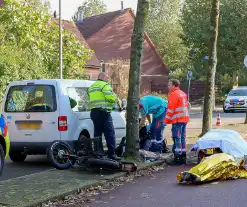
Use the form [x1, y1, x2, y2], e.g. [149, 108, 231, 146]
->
[76, 9, 128, 39]
[77, 9, 168, 75]
[53, 19, 100, 68]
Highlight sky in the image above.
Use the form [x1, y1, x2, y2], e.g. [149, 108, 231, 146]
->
[50, 0, 138, 20]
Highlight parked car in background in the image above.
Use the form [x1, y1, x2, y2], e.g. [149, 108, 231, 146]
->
[0, 114, 10, 176]
[2, 79, 126, 163]
[223, 86, 247, 113]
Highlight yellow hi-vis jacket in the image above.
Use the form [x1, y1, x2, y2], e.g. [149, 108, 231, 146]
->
[88, 80, 117, 110]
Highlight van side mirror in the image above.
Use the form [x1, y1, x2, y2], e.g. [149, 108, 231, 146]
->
[121, 99, 127, 110]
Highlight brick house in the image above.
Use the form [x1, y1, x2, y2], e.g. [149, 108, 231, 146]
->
[76, 8, 169, 93]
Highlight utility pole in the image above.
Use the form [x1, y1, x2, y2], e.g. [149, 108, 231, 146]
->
[59, 0, 63, 79]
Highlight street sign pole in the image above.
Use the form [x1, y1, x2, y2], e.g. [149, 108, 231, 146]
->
[187, 71, 193, 103]
[59, 0, 63, 79]
[188, 78, 191, 102]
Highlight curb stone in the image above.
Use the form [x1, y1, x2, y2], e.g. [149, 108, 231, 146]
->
[190, 109, 223, 116]
[0, 154, 172, 207]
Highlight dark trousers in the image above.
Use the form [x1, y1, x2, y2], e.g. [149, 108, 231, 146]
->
[90, 108, 116, 156]
[171, 123, 187, 155]
[151, 114, 165, 140]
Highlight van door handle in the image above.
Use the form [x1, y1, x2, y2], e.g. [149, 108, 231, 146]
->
[42, 121, 56, 124]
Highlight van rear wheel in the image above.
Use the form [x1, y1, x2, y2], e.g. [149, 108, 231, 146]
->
[9, 151, 27, 162]
[79, 134, 93, 152]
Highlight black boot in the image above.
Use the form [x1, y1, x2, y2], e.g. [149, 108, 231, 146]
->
[93, 137, 105, 155]
[167, 154, 182, 166]
[162, 140, 171, 153]
[179, 153, 187, 165]
[108, 154, 121, 161]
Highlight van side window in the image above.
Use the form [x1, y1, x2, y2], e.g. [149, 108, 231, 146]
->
[67, 87, 90, 112]
[5, 85, 57, 112]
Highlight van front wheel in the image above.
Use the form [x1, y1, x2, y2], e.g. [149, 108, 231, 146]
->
[9, 151, 27, 162]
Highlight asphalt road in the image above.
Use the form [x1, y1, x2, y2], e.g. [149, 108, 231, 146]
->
[0, 111, 246, 181]
[82, 164, 247, 207]
[0, 155, 51, 181]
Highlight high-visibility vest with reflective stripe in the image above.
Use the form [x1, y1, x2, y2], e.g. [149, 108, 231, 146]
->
[165, 87, 190, 124]
[88, 80, 117, 110]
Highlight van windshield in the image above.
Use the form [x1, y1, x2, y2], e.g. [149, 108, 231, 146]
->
[228, 89, 247, 96]
[5, 85, 57, 112]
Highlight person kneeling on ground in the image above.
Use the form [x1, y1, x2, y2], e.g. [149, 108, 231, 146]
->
[139, 95, 170, 153]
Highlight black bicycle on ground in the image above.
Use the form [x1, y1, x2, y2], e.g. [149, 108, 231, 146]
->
[47, 136, 137, 172]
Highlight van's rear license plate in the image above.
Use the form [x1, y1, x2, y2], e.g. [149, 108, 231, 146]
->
[17, 122, 41, 130]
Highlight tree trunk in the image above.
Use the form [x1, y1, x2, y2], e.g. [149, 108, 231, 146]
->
[124, 0, 149, 160]
[202, 0, 220, 135]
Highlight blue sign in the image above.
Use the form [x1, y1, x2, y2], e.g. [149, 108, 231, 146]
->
[187, 71, 193, 80]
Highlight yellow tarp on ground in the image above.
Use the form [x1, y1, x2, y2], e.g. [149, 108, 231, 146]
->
[177, 153, 247, 184]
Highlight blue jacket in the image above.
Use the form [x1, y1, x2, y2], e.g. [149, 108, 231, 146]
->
[139, 95, 168, 118]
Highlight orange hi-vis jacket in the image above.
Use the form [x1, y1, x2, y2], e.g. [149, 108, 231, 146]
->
[165, 87, 190, 124]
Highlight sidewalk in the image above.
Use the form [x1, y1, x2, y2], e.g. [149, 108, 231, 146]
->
[0, 156, 172, 207]
[190, 105, 223, 115]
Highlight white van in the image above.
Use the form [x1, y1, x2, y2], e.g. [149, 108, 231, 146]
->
[2, 79, 126, 162]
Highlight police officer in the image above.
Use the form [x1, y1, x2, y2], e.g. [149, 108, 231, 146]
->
[165, 79, 190, 165]
[88, 72, 120, 160]
[139, 95, 170, 153]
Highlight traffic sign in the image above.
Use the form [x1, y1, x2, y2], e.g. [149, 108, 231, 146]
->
[187, 71, 193, 80]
